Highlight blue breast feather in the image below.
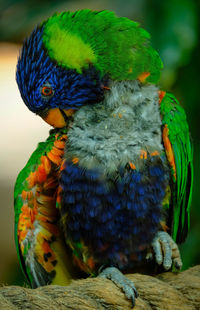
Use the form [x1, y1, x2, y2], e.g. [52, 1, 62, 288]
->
[60, 156, 168, 271]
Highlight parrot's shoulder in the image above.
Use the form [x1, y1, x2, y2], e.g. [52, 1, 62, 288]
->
[14, 128, 68, 198]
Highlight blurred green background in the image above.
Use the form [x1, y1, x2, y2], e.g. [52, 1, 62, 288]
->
[0, 0, 199, 286]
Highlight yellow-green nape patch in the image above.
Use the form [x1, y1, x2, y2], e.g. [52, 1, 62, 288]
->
[42, 20, 96, 73]
[42, 10, 163, 83]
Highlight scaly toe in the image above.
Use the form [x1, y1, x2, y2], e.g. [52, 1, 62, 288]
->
[151, 231, 182, 270]
[98, 266, 138, 307]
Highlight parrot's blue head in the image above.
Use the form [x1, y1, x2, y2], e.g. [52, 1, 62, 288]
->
[16, 26, 106, 128]
[16, 10, 163, 127]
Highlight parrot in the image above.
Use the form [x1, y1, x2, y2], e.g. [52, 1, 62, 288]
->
[15, 9, 193, 306]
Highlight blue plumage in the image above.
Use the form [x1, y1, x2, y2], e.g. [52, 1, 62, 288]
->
[60, 156, 168, 272]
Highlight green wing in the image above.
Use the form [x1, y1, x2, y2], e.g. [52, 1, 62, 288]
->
[14, 128, 73, 287]
[160, 92, 193, 243]
[14, 129, 59, 284]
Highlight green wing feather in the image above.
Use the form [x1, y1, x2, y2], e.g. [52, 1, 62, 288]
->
[15, 128, 76, 287]
[160, 92, 193, 243]
[14, 130, 58, 284]
[14, 130, 57, 232]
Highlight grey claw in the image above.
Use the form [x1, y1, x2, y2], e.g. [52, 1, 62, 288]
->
[146, 252, 153, 261]
[98, 266, 138, 307]
[151, 231, 182, 270]
[174, 259, 182, 270]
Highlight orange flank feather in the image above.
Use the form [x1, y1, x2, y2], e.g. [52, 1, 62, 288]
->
[26, 171, 37, 188]
[56, 185, 62, 207]
[47, 151, 62, 165]
[103, 86, 111, 90]
[72, 254, 95, 275]
[47, 134, 67, 166]
[21, 190, 33, 200]
[129, 162, 136, 170]
[43, 177, 58, 190]
[160, 221, 169, 232]
[51, 146, 64, 157]
[138, 72, 150, 83]
[60, 159, 67, 171]
[55, 133, 68, 141]
[26, 156, 51, 187]
[140, 150, 147, 159]
[65, 109, 76, 118]
[72, 157, 79, 164]
[41, 155, 52, 173]
[158, 90, 166, 104]
[128, 67, 133, 73]
[151, 151, 159, 156]
[162, 125, 176, 180]
[37, 165, 48, 183]
[18, 204, 37, 250]
[54, 140, 66, 149]
[87, 257, 95, 270]
[18, 132, 68, 277]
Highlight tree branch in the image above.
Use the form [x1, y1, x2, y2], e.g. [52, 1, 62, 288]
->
[1, 265, 200, 309]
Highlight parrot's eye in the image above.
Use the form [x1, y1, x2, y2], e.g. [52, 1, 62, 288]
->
[40, 82, 54, 99]
[42, 86, 53, 96]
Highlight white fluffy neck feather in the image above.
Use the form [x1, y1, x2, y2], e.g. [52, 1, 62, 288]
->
[65, 80, 163, 173]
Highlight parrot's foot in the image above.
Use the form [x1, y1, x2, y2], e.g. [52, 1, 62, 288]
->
[148, 231, 183, 270]
[98, 266, 138, 307]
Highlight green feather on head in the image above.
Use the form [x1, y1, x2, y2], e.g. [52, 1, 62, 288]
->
[42, 9, 163, 83]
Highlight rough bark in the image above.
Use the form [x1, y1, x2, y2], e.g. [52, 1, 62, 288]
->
[0, 265, 200, 310]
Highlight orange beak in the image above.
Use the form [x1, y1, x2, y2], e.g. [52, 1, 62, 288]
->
[42, 108, 75, 128]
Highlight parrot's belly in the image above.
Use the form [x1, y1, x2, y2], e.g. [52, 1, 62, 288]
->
[60, 155, 168, 274]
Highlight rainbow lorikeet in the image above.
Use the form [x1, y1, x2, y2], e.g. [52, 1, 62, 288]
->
[15, 10, 193, 306]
